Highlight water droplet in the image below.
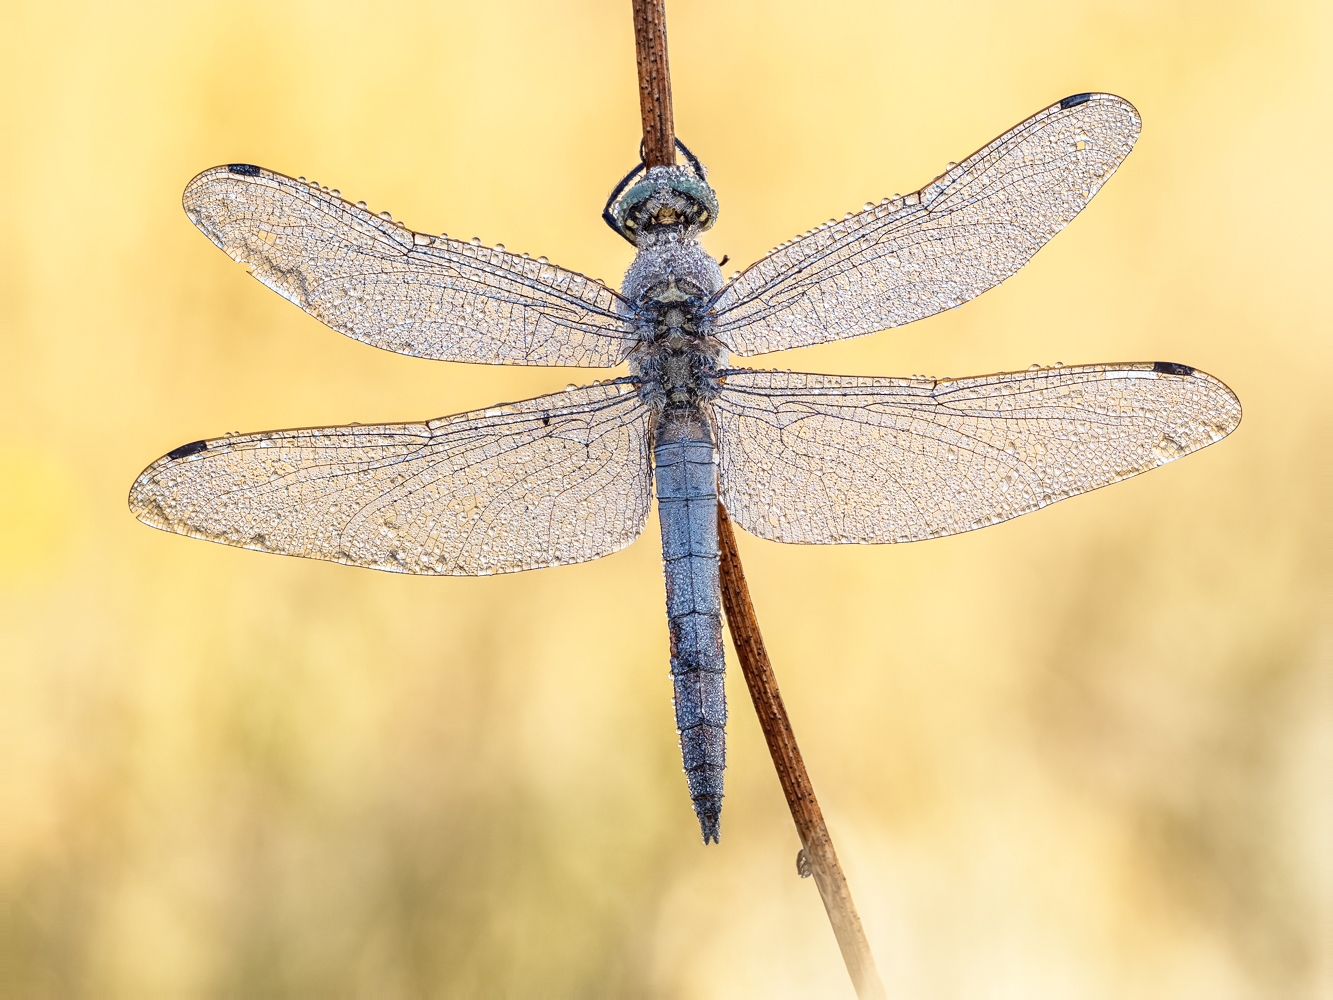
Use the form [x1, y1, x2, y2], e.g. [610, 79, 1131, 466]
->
[297, 176, 307, 183]
[1029, 363, 1042, 370]
[538, 256, 549, 264]
[842, 212, 853, 220]
[946, 161, 957, 169]
[379, 210, 393, 221]
[330, 189, 340, 197]
[863, 202, 875, 212]
[470, 237, 482, 246]
[321, 185, 329, 192]
[494, 243, 505, 252]
[356, 200, 367, 209]
[564, 383, 577, 392]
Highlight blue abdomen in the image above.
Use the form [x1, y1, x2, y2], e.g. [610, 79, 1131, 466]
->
[654, 416, 726, 843]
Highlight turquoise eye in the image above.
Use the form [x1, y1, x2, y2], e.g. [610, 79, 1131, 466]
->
[611, 173, 719, 238]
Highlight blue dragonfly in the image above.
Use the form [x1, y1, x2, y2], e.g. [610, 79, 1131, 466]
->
[131, 94, 1241, 842]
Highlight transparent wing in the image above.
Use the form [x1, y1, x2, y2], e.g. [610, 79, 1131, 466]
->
[183, 164, 639, 367]
[710, 94, 1141, 356]
[713, 363, 1240, 544]
[129, 381, 653, 575]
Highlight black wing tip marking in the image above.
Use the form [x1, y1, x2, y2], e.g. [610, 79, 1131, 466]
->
[167, 439, 209, 460]
[1060, 93, 1094, 110]
[226, 163, 262, 177]
[1152, 361, 1195, 376]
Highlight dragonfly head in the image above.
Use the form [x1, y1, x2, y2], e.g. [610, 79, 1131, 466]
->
[613, 166, 718, 244]
[603, 141, 718, 246]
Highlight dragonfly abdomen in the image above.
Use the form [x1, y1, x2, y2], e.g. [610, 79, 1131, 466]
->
[654, 410, 726, 844]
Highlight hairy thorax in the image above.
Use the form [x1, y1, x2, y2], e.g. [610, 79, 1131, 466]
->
[623, 234, 727, 418]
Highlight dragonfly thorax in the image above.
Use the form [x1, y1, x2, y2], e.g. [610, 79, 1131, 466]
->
[624, 235, 725, 412]
[631, 333, 725, 411]
[621, 234, 722, 310]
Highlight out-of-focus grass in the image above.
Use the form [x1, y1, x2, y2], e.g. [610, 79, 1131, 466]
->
[0, 1, 1327, 996]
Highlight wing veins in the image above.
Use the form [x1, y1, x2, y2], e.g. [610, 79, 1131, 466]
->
[708, 95, 1141, 356]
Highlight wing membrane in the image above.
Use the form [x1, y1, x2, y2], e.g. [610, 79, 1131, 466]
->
[711, 94, 1141, 356]
[183, 165, 638, 366]
[129, 382, 653, 575]
[713, 364, 1240, 544]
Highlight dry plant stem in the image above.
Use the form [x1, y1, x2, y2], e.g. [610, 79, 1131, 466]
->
[631, 0, 675, 166]
[718, 503, 887, 1000]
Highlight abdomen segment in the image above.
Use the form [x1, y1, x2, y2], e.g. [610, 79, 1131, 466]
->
[654, 419, 726, 843]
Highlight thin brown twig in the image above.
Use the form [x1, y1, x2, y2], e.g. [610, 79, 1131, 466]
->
[717, 504, 887, 1000]
[631, 0, 675, 167]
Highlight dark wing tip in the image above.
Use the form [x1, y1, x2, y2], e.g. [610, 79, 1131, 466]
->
[166, 439, 209, 460]
[1152, 361, 1195, 376]
[226, 163, 262, 177]
[1060, 93, 1094, 109]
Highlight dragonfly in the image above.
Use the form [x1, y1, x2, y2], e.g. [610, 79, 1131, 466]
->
[130, 93, 1241, 843]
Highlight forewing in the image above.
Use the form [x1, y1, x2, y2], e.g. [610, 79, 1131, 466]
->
[183, 165, 638, 366]
[711, 94, 1141, 356]
[713, 364, 1240, 544]
[129, 382, 653, 575]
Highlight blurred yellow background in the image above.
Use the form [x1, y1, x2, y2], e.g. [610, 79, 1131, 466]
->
[1, 1, 1327, 996]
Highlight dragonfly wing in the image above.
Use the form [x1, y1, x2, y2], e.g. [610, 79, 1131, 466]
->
[713, 364, 1240, 544]
[129, 382, 653, 575]
[711, 94, 1141, 356]
[183, 165, 639, 367]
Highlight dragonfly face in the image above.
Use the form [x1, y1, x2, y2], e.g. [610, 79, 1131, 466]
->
[131, 94, 1241, 844]
[610, 163, 719, 243]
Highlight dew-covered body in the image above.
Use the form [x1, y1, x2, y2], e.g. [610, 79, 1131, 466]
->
[653, 420, 726, 841]
[129, 94, 1242, 845]
[622, 208, 730, 840]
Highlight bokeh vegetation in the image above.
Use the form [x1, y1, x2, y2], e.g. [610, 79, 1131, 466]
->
[0, 1, 1327, 996]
